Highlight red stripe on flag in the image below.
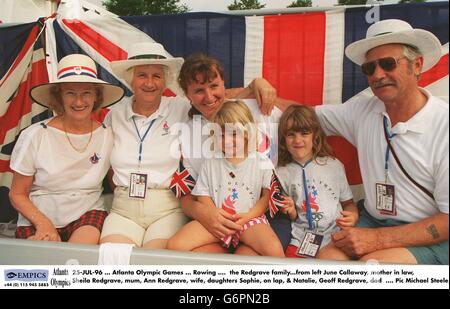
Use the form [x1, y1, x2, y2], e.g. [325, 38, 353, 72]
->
[0, 79, 33, 144]
[0, 160, 12, 173]
[62, 19, 128, 62]
[163, 89, 176, 97]
[419, 54, 448, 87]
[328, 137, 362, 185]
[0, 25, 39, 87]
[263, 13, 326, 105]
[92, 108, 110, 123]
[29, 58, 49, 88]
[0, 58, 48, 144]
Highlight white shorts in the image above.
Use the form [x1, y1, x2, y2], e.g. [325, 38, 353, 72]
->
[101, 187, 189, 246]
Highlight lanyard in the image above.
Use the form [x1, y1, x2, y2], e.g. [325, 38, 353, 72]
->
[383, 116, 396, 183]
[294, 159, 313, 230]
[132, 117, 156, 170]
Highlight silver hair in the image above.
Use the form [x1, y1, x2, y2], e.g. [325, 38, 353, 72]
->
[403, 44, 422, 61]
[403, 44, 422, 80]
[125, 64, 169, 88]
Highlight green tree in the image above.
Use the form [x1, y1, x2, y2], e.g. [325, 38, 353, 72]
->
[338, 0, 369, 5]
[228, 0, 266, 10]
[287, 0, 312, 7]
[102, 0, 190, 16]
[398, 0, 426, 3]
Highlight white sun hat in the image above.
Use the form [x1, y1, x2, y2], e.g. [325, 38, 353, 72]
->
[110, 42, 184, 95]
[345, 19, 442, 72]
[30, 54, 125, 108]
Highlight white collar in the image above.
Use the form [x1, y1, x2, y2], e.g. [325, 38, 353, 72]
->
[372, 88, 433, 134]
[125, 96, 168, 121]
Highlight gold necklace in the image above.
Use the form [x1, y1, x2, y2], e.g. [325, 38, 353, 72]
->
[62, 118, 93, 153]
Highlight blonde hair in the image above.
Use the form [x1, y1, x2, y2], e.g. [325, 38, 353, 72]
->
[49, 84, 103, 115]
[211, 100, 258, 153]
[278, 105, 333, 166]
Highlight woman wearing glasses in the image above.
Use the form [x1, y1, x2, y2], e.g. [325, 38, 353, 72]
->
[9, 54, 124, 244]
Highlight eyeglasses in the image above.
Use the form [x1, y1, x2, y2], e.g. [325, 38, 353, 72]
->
[361, 56, 407, 76]
[62, 90, 95, 101]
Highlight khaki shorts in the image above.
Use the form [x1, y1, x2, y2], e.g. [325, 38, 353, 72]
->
[100, 187, 189, 246]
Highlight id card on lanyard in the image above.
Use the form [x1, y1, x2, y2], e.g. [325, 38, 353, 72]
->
[129, 117, 156, 199]
[297, 232, 324, 258]
[376, 116, 397, 216]
[294, 160, 324, 258]
[129, 173, 148, 199]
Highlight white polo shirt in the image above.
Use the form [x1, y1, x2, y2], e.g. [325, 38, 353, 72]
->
[10, 120, 112, 227]
[180, 99, 282, 179]
[107, 96, 190, 189]
[316, 89, 449, 222]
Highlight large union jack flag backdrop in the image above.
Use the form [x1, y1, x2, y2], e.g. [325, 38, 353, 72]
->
[0, 2, 448, 221]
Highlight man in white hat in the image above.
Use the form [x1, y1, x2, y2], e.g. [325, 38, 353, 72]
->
[315, 19, 448, 264]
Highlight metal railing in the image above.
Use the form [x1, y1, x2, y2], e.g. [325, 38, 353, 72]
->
[0, 238, 364, 265]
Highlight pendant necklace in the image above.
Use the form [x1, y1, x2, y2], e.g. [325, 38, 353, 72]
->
[62, 118, 93, 153]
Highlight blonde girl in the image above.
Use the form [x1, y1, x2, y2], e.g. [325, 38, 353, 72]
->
[167, 100, 284, 256]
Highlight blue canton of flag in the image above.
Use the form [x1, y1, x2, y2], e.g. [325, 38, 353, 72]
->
[169, 161, 196, 199]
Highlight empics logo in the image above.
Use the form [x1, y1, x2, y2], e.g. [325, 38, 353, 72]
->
[4, 269, 49, 282]
[6, 272, 17, 279]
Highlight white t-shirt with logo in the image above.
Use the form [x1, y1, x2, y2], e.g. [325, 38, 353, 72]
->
[180, 99, 282, 180]
[275, 157, 353, 248]
[192, 152, 273, 214]
[10, 120, 112, 227]
[106, 96, 190, 188]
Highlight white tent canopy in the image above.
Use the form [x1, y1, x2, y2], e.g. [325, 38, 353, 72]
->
[0, 0, 114, 24]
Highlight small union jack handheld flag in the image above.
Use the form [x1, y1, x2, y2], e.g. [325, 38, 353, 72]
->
[169, 160, 196, 199]
[269, 172, 286, 218]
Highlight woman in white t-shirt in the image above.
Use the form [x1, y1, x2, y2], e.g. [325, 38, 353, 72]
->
[168, 100, 284, 256]
[9, 54, 124, 244]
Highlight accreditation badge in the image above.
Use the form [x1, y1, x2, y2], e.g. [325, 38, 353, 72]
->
[296, 231, 324, 258]
[129, 173, 147, 199]
[375, 182, 396, 216]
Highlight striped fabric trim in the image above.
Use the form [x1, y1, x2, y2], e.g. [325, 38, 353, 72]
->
[57, 66, 97, 79]
[221, 215, 269, 248]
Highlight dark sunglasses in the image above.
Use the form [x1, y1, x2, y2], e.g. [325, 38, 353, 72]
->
[361, 56, 407, 76]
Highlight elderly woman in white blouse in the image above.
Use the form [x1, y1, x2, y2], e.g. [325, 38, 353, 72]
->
[9, 54, 124, 244]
